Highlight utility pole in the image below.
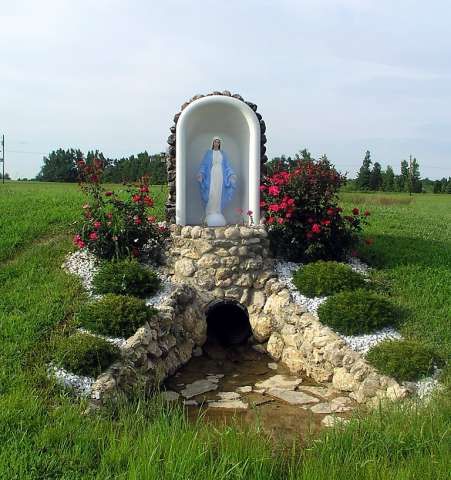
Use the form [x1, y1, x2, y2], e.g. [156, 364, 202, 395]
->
[1, 134, 4, 184]
[408, 154, 413, 196]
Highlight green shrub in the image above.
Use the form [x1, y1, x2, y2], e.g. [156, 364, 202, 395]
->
[77, 294, 157, 338]
[92, 259, 160, 298]
[292, 260, 367, 297]
[317, 289, 399, 335]
[54, 333, 120, 377]
[366, 340, 444, 382]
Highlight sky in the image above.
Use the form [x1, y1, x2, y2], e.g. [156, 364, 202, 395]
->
[1, 0, 450, 180]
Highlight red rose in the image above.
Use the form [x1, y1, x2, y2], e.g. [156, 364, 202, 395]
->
[311, 223, 321, 234]
[133, 216, 142, 225]
[89, 232, 98, 241]
[93, 221, 102, 229]
[268, 204, 280, 212]
[352, 208, 360, 215]
[143, 196, 154, 207]
[132, 194, 141, 203]
[140, 185, 149, 193]
[321, 219, 331, 226]
[327, 208, 335, 216]
[364, 210, 370, 216]
[105, 191, 113, 196]
[147, 215, 156, 223]
[260, 200, 266, 207]
[268, 185, 280, 196]
[364, 238, 374, 246]
[277, 217, 284, 224]
[259, 185, 266, 192]
[247, 210, 253, 216]
[267, 216, 275, 224]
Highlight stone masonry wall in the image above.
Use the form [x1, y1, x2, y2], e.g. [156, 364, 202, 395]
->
[91, 225, 408, 407]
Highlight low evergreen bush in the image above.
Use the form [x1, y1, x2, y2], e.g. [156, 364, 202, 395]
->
[317, 289, 399, 335]
[92, 259, 160, 297]
[77, 294, 157, 338]
[292, 260, 367, 297]
[54, 333, 120, 378]
[366, 340, 444, 382]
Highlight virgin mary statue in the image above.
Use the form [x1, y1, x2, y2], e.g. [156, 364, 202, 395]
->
[197, 136, 236, 226]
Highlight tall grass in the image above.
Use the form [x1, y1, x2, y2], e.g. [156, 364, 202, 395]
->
[0, 186, 450, 479]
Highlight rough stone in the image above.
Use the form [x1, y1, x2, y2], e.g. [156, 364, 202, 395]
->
[332, 368, 358, 392]
[174, 258, 196, 277]
[237, 385, 252, 393]
[255, 374, 302, 391]
[268, 389, 319, 405]
[208, 399, 248, 409]
[181, 379, 219, 399]
[266, 333, 285, 360]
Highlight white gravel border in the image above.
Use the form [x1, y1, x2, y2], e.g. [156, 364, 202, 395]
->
[274, 259, 406, 354]
[48, 364, 95, 397]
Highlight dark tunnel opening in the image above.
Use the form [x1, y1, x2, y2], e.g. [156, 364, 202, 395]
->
[206, 300, 252, 346]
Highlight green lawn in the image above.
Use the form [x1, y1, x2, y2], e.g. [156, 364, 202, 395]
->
[0, 183, 449, 479]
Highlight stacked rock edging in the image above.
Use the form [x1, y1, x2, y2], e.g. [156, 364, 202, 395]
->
[167, 225, 408, 406]
[165, 90, 268, 223]
[91, 226, 408, 407]
[90, 284, 206, 405]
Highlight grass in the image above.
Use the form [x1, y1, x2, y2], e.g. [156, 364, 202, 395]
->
[0, 183, 450, 479]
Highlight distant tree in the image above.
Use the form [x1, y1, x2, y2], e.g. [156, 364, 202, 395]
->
[404, 157, 422, 194]
[446, 177, 451, 194]
[440, 177, 448, 193]
[382, 165, 395, 191]
[369, 162, 383, 190]
[433, 180, 442, 193]
[398, 160, 409, 192]
[356, 150, 372, 190]
[393, 175, 403, 192]
[0, 172, 11, 180]
[265, 155, 292, 174]
[294, 149, 314, 164]
[36, 149, 82, 182]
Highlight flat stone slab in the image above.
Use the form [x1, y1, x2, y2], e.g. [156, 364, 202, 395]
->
[181, 379, 218, 399]
[208, 399, 248, 410]
[310, 402, 332, 414]
[299, 386, 336, 399]
[321, 415, 349, 427]
[330, 396, 354, 413]
[237, 385, 252, 393]
[183, 399, 198, 406]
[267, 388, 319, 405]
[217, 392, 240, 400]
[161, 390, 180, 402]
[255, 374, 302, 391]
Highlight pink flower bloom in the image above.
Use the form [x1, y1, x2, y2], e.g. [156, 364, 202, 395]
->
[89, 232, 98, 241]
[311, 223, 321, 234]
[93, 221, 102, 229]
[268, 185, 280, 196]
[247, 210, 253, 216]
[106, 213, 113, 219]
[132, 194, 141, 203]
[133, 215, 142, 225]
[147, 215, 157, 223]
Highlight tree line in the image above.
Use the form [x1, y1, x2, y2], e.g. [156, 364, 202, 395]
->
[35, 149, 167, 184]
[355, 150, 423, 193]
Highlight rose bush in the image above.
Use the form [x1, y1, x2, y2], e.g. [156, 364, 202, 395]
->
[260, 153, 369, 261]
[74, 155, 167, 260]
